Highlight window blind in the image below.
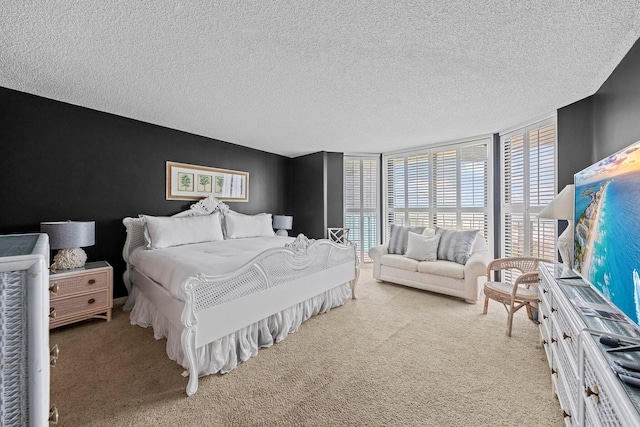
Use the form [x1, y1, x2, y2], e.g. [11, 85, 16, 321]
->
[345, 156, 380, 263]
[383, 137, 491, 249]
[501, 118, 557, 262]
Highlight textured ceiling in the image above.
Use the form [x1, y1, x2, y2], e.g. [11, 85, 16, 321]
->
[2, 1, 640, 157]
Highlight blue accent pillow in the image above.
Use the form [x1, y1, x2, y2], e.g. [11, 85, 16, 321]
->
[388, 225, 426, 255]
[435, 227, 479, 265]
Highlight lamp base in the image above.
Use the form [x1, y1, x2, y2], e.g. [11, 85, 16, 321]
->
[557, 220, 574, 269]
[52, 248, 87, 270]
[275, 229, 289, 237]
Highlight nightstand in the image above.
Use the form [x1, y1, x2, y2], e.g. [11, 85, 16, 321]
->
[48, 261, 113, 329]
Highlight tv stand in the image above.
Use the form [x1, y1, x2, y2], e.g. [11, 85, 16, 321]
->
[538, 262, 640, 425]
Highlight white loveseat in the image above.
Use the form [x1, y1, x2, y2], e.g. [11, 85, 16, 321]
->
[368, 231, 491, 304]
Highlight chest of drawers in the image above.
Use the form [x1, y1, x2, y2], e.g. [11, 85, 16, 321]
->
[49, 261, 113, 329]
[539, 262, 640, 426]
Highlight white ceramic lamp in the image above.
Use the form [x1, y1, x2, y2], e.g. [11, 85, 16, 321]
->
[40, 220, 95, 270]
[538, 185, 574, 268]
[273, 215, 293, 237]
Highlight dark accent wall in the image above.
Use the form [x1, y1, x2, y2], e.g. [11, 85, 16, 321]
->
[0, 87, 292, 298]
[491, 133, 501, 258]
[290, 151, 344, 239]
[558, 37, 640, 180]
[593, 38, 640, 160]
[557, 96, 595, 189]
[325, 152, 344, 229]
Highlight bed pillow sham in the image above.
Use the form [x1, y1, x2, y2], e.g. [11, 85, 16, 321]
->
[224, 212, 275, 239]
[141, 212, 224, 249]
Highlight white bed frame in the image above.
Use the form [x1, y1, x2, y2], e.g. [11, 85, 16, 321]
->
[122, 197, 359, 396]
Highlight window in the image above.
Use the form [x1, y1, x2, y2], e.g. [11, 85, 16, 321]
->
[501, 117, 556, 260]
[383, 137, 492, 247]
[344, 156, 380, 263]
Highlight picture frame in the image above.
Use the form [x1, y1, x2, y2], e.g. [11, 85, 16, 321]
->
[166, 161, 249, 202]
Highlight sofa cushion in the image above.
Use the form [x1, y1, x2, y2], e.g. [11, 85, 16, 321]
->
[380, 254, 420, 272]
[435, 227, 479, 265]
[388, 224, 426, 254]
[418, 260, 465, 279]
[405, 232, 440, 261]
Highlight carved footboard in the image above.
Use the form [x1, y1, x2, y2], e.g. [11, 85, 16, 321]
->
[181, 235, 359, 396]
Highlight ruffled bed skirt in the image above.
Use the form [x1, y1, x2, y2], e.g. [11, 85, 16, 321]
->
[128, 283, 352, 376]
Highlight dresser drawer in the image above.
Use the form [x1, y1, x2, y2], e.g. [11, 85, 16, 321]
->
[50, 269, 109, 297]
[50, 290, 109, 319]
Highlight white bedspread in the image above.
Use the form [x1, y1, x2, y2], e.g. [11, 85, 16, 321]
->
[129, 236, 295, 300]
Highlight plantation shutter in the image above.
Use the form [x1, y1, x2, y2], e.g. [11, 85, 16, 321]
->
[383, 137, 492, 250]
[501, 118, 557, 260]
[345, 156, 380, 263]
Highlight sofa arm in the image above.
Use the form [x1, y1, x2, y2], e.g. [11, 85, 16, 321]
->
[463, 250, 492, 303]
[368, 244, 388, 262]
[368, 244, 388, 280]
[465, 250, 491, 278]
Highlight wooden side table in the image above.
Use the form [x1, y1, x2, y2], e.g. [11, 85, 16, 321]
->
[48, 261, 113, 329]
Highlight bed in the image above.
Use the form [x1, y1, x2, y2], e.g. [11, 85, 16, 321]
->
[122, 196, 359, 396]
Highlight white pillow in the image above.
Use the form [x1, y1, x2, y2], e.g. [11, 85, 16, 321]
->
[141, 212, 224, 249]
[422, 228, 436, 238]
[224, 212, 275, 239]
[405, 232, 441, 262]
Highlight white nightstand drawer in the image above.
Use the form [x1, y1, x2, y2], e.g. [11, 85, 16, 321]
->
[50, 290, 109, 320]
[50, 269, 109, 297]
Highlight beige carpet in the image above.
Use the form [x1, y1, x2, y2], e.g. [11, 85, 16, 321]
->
[50, 266, 563, 426]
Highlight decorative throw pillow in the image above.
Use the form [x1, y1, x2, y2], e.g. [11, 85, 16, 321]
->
[435, 227, 479, 265]
[224, 212, 275, 239]
[141, 212, 224, 249]
[388, 224, 426, 255]
[423, 228, 436, 238]
[405, 232, 441, 261]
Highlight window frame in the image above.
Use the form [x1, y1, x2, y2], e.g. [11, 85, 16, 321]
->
[382, 135, 494, 255]
[500, 115, 558, 260]
[343, 154, 381, 263]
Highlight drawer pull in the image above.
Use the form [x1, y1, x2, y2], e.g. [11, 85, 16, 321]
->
[542, 339, 548, 346]
[49, 404, 59, 424]
[551, 368, 557, 375]
[551, 337, 557, 344]
[551, 307, 557, 313]
[562, 332, 572, 342]
[585, 385, 600, 404]
[49, 282, 59, 295]
[543, 314, 548, 320]
[543, 288, 548, 294]
[88, 298, 96, 304]
[50, 344, 59, 367]
[49, 307, 56, 320]
[88, 279, 96, 285]
[562, 410, 571, 419]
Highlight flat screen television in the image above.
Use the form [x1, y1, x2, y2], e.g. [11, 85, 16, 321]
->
[574, 140, 640, 324]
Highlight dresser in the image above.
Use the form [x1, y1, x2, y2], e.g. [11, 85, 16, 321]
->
[0, 233, 55, 426]
[539, 262, 640, 426]
[49, 261, 113, 328]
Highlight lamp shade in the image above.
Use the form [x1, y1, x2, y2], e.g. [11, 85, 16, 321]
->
[272, 215, 293, 230]
[40, 221, 95, 250]
[538, 185, 574, 220]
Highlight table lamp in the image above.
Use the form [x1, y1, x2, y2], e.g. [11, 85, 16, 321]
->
[40, 220, 95, 270]
[538, 184, 574, 268]
[272, 215, 293, 237]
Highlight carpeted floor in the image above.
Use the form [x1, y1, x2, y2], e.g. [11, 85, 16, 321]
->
[50, 266, 563, 426]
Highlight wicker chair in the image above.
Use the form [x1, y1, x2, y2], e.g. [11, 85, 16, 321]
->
[483, 257, 551, 336]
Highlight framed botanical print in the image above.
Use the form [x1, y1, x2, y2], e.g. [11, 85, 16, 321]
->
[166, 161, 249, 202]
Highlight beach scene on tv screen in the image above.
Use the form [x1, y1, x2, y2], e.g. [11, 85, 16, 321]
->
[574, 140, 640, 324]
